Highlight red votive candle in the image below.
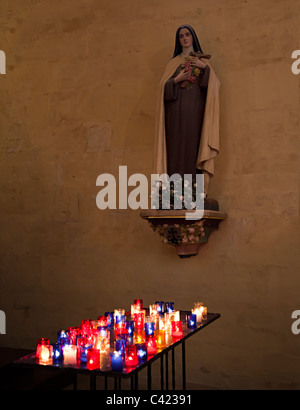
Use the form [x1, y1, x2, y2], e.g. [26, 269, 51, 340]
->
[146, 335, 157, 356]
[36, 338, 52, 363]
[81, 319, 93, 337]
[86, 348, 100, 370]
[124, 345, 139, 367]
[97, 316, 107, 328]
[134, 299, 143, 310]
[114, 323, 128, 338]
[171, 321, 183, 338]
[134, 311, 145, 330]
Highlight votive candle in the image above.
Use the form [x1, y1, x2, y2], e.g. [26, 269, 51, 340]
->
[155, 301, 164, 315]
[110, 351, 123, 372]
[156, 330, 166, 351]
[144, 321, 155, 337]
[79, 343, 93, 362]
[125, 345, 139, 367]
[86, 348, 100, 370]
[125, 320, 135, 336]
[186, 313, 197, 329]
[164, 302, 174, 313]
[134, 299, 143, 310]
[146, 336, 157, 356]
[134, 311, 145, 330]
[63, 345, 77, 365]
[171, 321, 183, 338]
[137, 343, 148, 363]
[52, 343, 64, 362]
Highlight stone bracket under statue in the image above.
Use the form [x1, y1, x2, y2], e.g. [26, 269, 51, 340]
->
[140, 207, 227, 258]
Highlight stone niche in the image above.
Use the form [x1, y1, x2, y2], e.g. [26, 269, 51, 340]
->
[140, 209, 227, 258]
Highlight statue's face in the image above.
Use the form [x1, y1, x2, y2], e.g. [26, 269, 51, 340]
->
[178, 28, 193, 49]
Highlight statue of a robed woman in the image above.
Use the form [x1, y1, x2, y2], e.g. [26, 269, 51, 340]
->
[153, 24, 220, 206]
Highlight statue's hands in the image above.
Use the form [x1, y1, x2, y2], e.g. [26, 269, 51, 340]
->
[189, 57, 206, 69]
[174, 69, 192, 84]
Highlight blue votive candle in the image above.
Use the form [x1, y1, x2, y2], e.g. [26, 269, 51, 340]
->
[115, 337, 126, 357]
[110, 351, 123, 372]
[144, 321, 155, 337]
[137, 343, 148, 364]
[125, 320, 135, 336]
[186, 313, 197, 329]
[105, 312, 114, 327]
[115, 314, 125, 325]
[164, 302, 174, 313]
[155, 301, 164, 315]
[57, 330, 70, 345]
[52, 343, 64, 362]
[80, 343, 93, 362]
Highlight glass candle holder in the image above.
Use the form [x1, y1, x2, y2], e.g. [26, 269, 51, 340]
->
[125, 320, 135, 336]
[144, 320, 155, 337]
[57, 330, 69, 345]
[134, 299, 143, 310]
[156, 330, 166, 351]
[134, 311, 145, 330]
[81, 319, 93, 337]
[36, 338, 52, 364]
[170, 310, 180, 322]
[146, 335, 157, 356]
[79, 343, 93, 362]
[163, 313, 173, 333]
[115, 314, 125, 325]
[36, 337, 49, 357]
[155, 301, 164, 315]
[114, 323, 127, 338]
[110, 351, 123, 372]
[131, 304, 139, 317]
[192, 303, 207, 323]
[134, 330, 145, 344]
[149, 304, 158, 317]
[201, 306, 207, 321]
[63, 345, 77, 365]
[67, 327, 78, 345]
[115, 337, 126, 357]
[114, 309, 125, 324]
[124, 345, 139, 367]
[164, 302, 174, 313]
[86, 348, 100, 370]
[158, 317, 166, 331]
[171, 321, 183, 338]
[52, 343, 64, 362]
[94, 334, 109, 353]
[137, 343, 148, 363]
[105, 312, 114, 327]
[186, 313, 197, 329]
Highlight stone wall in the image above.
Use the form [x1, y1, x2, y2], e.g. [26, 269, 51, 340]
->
[0, 0, 299, 389]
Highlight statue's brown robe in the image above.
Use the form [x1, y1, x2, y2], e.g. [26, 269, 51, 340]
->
[153, 55, 220, 186]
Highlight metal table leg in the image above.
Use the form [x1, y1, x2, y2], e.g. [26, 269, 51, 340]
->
[90, 373, 96, 390]
[172, 346, 175, 390]
[160, 355, 164, 389]
[165, 352, 169, 390]
[147, 362, 152, 390]
[182, 340, 186, 390]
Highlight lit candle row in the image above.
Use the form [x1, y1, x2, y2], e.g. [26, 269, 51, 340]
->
[35, 299, 207, 372]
